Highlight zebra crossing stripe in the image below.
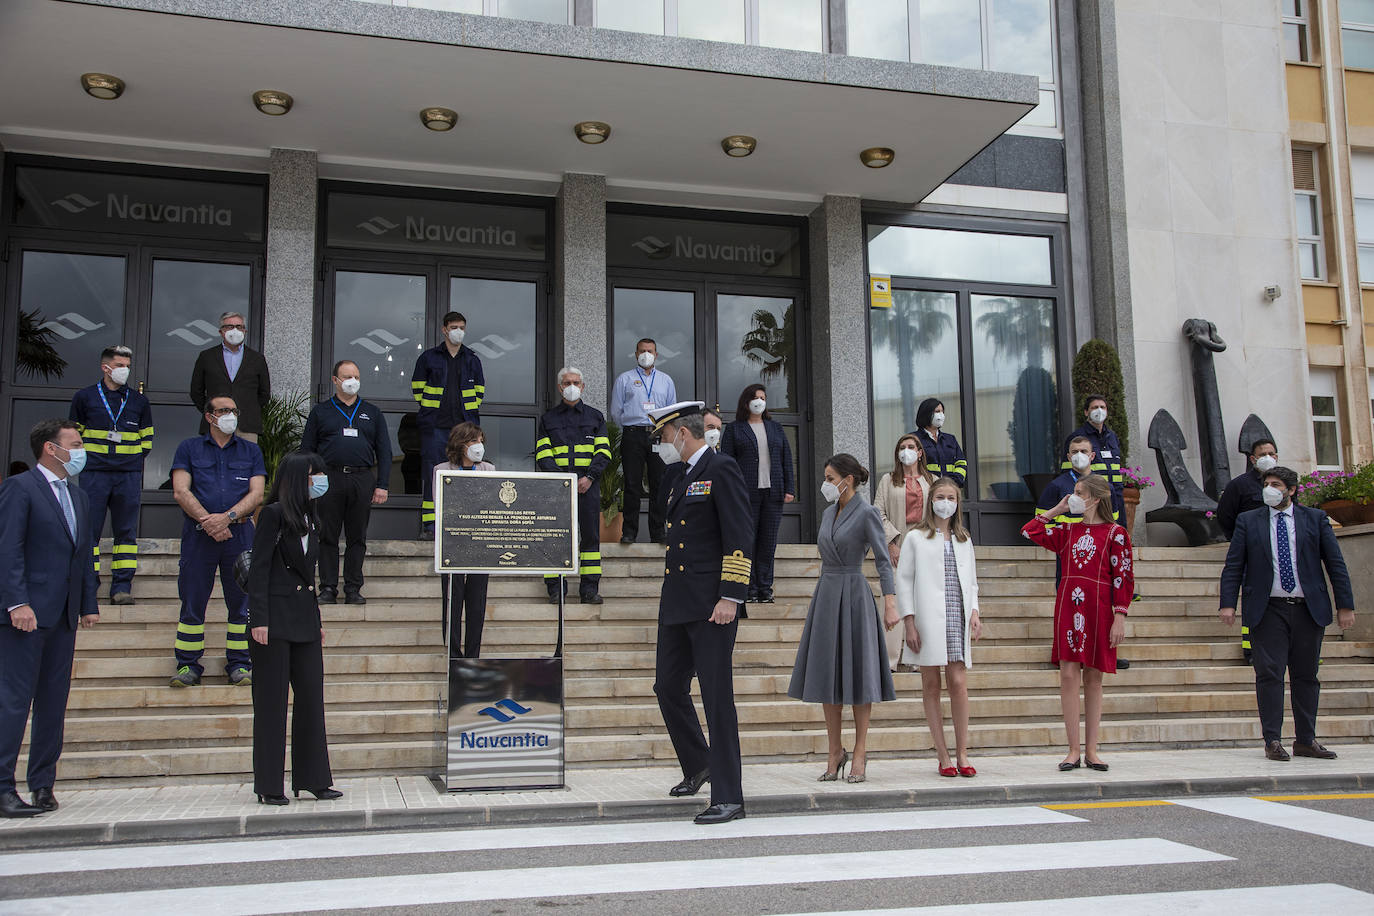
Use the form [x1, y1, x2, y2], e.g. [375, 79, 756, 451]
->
[770, 883, 1374, 915]
[1173, 797, 1374, 848]
[0, 839, 1230, 915]
[0, 806, 1084, 878]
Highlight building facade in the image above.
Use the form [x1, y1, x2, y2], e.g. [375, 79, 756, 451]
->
[0, 0, 1357, 545]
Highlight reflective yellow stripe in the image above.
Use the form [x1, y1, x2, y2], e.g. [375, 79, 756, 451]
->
[461, 388, 478, 397]
[174, 640, 203, 651]
[226, 623, 247, 634]
[422, 499, 435, 523]
[113, 544, 137, 554]
[82, 442, 111, 454]
[178, 623, 205, 635]
[573, 458, 591, 467]
[573, 444, 594, 453]
[423, 385, 444, 396]
[110, 559, 137, 570]
[419, 398, 441, 408]
[474, 385, 485, 395]
[225, 639, 249, 650]
[114, 444, 144, 454]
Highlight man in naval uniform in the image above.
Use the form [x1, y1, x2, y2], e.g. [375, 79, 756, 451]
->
[648, 400, 753, 825]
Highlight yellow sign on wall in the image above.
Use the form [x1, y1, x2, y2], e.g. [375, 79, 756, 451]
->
[869, 275, 893, 308]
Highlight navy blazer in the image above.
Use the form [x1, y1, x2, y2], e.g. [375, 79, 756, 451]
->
[721, 418, 795, 499]
[0, 468, 99, 629]
[659, 448, 754, 626]
[1219, 503, 1354, 629]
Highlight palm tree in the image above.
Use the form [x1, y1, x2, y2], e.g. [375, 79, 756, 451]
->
[740, 303, 793, 384]
[869, 291, 955, 432]
[16, 309, 68, 381]
[976, 297, 1058, 486]
[975, 296, 1055, 369]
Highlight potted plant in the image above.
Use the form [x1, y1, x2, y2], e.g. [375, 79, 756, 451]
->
[599, 421, 625, 543]
[257, 391, 310, 495]
[1296, 462, 1374, 526]
[1071, 339, 1130, 460]
[1119, 465, 1154, 534]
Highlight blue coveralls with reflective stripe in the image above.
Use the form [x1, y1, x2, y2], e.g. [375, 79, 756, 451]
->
[171, 433, 265, 676]
[411, 343, 485, 530]
[914, 428, 968, 488]
[69, 381, 154, 596]
[535, 401, 612, 596]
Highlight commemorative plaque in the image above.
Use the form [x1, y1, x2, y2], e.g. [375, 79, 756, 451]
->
[433, 470, 576, 791]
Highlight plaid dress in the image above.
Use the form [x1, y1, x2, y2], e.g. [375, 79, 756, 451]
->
[943, 540, 965, 663]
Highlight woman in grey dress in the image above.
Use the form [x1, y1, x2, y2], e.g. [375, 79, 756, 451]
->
[788, 454, 898, 784]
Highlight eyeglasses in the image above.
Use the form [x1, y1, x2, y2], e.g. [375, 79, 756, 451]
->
[220, 323, 246, 331]
[210, 407, 240, 417]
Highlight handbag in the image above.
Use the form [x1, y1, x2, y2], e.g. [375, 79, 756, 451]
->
[232, 526, 283, 591]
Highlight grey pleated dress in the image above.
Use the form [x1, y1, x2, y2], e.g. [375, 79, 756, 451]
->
[788, 497, 897, 705]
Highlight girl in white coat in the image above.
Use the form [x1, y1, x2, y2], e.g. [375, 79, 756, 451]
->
[890, 478, 983, 777]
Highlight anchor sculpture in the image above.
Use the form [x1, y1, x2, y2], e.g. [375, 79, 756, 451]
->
[1145, 320, 1275, 546]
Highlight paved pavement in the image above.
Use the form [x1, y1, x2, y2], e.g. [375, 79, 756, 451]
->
[2, 744, 1372, 850]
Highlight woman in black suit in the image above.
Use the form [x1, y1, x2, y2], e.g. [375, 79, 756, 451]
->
[721, 384, 795, 602]
[247, 451, 341, 805]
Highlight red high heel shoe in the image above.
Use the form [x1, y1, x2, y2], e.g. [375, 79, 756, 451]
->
[938, 764, 958, 778]
[957, 765, 977, 777]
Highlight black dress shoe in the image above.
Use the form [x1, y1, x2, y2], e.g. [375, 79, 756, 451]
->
[295, 787, 343, 800]
[694, 803, 746, 825]
[344, 592, 367, 605]
[619, 536, 635, 545]
[32, 787, 58, 811]
[1265, 740, 1291, 761]
[669, 768, 710, 797]
[1293, 741, 1338, 759]
[318, 588, 338, 605]
[0, 791, 43, 818]
[579, 592, 604, 605]
[757, 589, 775, 604]
[1116, 658, 1130, 670]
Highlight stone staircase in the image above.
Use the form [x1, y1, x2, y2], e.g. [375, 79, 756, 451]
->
[22, 540, 1374, 787]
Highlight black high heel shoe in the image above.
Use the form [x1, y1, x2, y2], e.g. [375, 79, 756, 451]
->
[1058, 757, 1081, 772]
[295, 787, 343, 800]
[257, 794, 289, 806]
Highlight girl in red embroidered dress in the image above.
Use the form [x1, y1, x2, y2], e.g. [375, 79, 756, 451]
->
[1022, 473, 1133, 772]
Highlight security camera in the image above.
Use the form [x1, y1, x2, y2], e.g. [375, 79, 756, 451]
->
[1263, 285, 1281, 301]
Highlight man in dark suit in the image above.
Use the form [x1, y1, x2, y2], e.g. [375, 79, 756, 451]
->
[0, 419, 100, 817]
[648, 400, 753, 825]
[1219, 465, 1355, 761]
[189, 311, 272, 442]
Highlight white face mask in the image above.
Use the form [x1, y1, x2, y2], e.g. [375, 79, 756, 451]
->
[1255, 455, 1278, 473]
[447, 327, 466, 345]
[821, 480, 846, 503]
[562, 384, 582, 402]
[223, 328, 245, 347]
[932, 497, 958, 519]
[1067, 494, 1088, 516]
[467, 443, 486, 464]
[215, 413, 239, 435]
[1089, 407, 1107, 425]
[339, 378, 361, 396]
[749, 398, 767, 416]
[1262, 485, 1285, 508]
[931, 411, 945, 429]
[1069, 452, 1091, 471]
[898, 448, 919, 466]
[704, 428, 722, 449]
[108, 366, 131, 387]
[637, 351, 655, 369]
[658, 430, 685, 465]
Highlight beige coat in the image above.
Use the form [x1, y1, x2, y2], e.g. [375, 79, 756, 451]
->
[874, 472, 931, 547]
[894, 529, 980, 668]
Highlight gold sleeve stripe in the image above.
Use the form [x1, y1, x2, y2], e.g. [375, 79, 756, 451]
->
[722, 572, 750, 585]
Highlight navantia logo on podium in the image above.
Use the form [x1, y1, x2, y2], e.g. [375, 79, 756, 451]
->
[459, 698, 551, 749]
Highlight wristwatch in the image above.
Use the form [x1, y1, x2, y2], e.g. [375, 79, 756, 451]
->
[228, 510, 239, 522]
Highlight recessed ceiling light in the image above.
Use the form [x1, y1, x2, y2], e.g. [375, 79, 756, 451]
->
[81, 73, 125, 100]
[860, 147, 895, 168]
[574, 121, 611, 144]
[252, 90, 293, 116]
[721, 135, 757, 158]
[421, 107, 458, 131]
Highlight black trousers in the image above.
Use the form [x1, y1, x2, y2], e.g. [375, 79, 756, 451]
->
[250, 637, 332, 796]
[0, 623, 76, 793]
[654, 617, 743, 806]
[1251, 598, 1325, 745]
[444, 573, 490, 658]
[621, 426, 666, 542]
[317, 469, 374, 594]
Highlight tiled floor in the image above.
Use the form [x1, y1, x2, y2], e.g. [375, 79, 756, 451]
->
[3, 744, 1371, 834]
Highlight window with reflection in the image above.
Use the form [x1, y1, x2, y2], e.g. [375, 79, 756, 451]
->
[148, 260, 252, 394]
[716, 294, 796, 411]
[869, 290, 961, 463]
[867, 226, 1052, 286]
[6, 400, 68, 474]
[333, 272, 427, 403]
[16, 252, 125, 386]
[449, 278, 538, 406]
[758, 0, 824, 51]
[142, 404, 204, 491]
[612, 288, 696, 396]
[970, 295, 1057, 501]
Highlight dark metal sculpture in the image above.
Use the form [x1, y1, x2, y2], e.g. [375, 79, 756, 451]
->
[1145, 410, 1225, 545]
[1237, 414, 1276, 457]
[1182, 319, 1231, 499]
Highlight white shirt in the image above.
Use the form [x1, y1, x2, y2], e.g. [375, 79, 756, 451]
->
[751, 422, 771, 489]
[1269, 504, 1304, 598]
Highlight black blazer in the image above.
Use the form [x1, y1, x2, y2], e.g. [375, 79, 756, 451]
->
[721, 418, 795, 499]
[659, 447, 754, 626]
[0, 469, 99, 630]
[1219, 503, 1354, 629]
[190, 345, 272, 435]
[247, 503, 322, 642]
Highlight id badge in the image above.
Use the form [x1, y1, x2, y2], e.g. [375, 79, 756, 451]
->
[343, 427, 359, 438]
[651, 443, 661, 454]
[643, 400, 655, 412]
[1100, 449, 1112, 458]
[107, 431, 122, 443]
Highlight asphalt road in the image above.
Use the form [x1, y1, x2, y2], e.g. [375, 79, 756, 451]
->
[1, 793, 1372, 914]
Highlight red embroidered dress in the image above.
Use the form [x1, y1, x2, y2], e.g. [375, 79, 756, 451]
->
[1022, 517, 1134, 674]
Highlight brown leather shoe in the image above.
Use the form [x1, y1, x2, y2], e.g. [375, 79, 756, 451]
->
[1293, 741, 1337, 759]
[1265, 740, 1291, 761]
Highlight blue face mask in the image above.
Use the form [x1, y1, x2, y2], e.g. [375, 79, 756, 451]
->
[55, 444, 87, 477]
[309, 474, 329, 500]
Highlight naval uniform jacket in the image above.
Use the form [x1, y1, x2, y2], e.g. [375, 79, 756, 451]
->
[659, 447, 754, 626]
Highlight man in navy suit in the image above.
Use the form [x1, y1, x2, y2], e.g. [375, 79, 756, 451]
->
[0, 420, 100, 817]
[1219, 465, 1354, 761]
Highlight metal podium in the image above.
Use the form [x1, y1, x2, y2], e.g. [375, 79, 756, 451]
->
[433, 470, 577, 792]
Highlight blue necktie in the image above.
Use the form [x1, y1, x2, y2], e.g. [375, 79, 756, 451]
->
[1276, 511, 1296, 594]
[55, 479, 77, 541]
